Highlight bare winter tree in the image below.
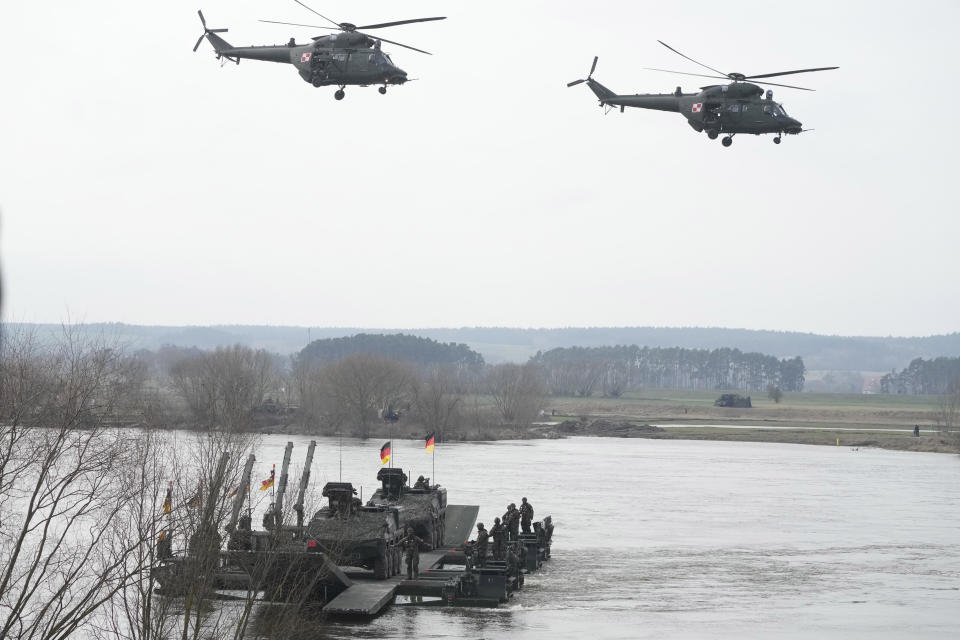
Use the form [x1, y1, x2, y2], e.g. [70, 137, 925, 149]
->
[935, 380, 960, 446]
[485, 363, 546, 429]
[602, 361, 630, 398]
[321, 355, 416, 438]
[0, 327, 161, 640]
[413, 367, 463, 442]
[170, 345, 276, 429]
[767, 384, 783, 404]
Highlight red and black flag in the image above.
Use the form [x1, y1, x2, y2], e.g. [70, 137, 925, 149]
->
[227, 483, 247, 499]
[260, 465, 275, 491]
[380, 441, 391, 465]
[425, 433, 435, 454]
[162, 481, 172, 514]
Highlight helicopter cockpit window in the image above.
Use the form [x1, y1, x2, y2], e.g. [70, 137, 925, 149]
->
[726, 104, 740, 113]
[763, 105, 773, 115]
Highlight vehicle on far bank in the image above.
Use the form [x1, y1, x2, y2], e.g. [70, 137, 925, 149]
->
[714, 393, 752, 408]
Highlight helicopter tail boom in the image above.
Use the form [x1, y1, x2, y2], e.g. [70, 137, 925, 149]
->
[606, 94, 680, 112]
[204, 30, 232, 54]
[583, 78, 617, 104]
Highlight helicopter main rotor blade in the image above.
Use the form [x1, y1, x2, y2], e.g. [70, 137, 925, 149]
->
[567, 78, 586, 87]
[259, 19, 337, 30]
[746, 66, 839, 80]
[363, 33, 432, 55]
[644, 67, 729, 80]
[750, 79, 815, 91]
[356, 17, 446, 30]
[293, 0, 341, 29]
[657, 40, 728, 77]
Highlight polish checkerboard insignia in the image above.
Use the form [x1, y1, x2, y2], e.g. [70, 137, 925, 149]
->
[301, 52, 312, 63]
[692, 103, 703, 113]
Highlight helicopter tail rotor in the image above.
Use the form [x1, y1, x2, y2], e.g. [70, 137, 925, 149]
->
[567, 56, 599, 87]
[193, 10, 230, 52]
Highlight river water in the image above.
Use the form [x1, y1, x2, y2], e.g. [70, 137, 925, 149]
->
[244, 435, 959, 639]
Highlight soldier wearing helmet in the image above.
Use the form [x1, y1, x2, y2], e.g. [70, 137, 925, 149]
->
[475, 522, 489, 567]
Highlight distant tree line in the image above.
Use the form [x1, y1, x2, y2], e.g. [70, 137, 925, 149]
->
[530, 345, 805, 396]
[879, 356, 960, 394]
[291, 335, 534, 439]
[298, 333, 484, 370]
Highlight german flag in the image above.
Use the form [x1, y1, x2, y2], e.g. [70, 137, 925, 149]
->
[425, 433, 435, 454]
[162, 481, 172, 514]
[227, 483, 247, 499]
[260, 465, 275, 492]
[380, 441, 391, 465]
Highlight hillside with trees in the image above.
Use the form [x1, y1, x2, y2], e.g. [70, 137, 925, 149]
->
[297, 333, 484, 370]
[6, 323, 960, 373]
[532, 345, 805, 396]
[880, 356, 960, 394]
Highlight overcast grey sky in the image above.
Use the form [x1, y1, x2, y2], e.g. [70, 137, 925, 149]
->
[2, 1, 958, 337]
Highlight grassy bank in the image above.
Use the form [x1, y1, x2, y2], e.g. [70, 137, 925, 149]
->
[544, 389, 958, 453]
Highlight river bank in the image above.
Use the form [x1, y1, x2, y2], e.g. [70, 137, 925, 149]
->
[255, 388, 958, 454]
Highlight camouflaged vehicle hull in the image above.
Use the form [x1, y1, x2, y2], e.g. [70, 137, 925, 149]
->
[368, 486, 447, 547]
[306, 506, 405, 579]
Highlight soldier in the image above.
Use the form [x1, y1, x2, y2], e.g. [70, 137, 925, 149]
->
[505, 542, 524, 589]
[519, 497, 534, 534]
[156, 530, 172, 559]
[475, 522, 489, 567]
[490, 517, 506, 560]
[401, 526, 426, 580]
[414, 475, 428, 489]
[504, 503, 520, 540]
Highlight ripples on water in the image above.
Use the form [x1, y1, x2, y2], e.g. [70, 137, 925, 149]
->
[237, 436, 959, 639]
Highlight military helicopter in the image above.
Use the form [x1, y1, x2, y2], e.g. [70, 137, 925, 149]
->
[567, 42, 838, 146]
[193, 2, 445, 100]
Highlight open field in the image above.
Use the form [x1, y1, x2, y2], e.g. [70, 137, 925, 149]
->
[543, 389, 958, 453]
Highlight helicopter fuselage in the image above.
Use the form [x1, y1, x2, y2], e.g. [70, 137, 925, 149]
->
[588, 80, 802, 137]
[204, 30, 408, 88]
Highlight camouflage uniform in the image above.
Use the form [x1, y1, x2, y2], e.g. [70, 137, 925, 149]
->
[490, 517, 506, 560]
[402, 529, 424, 579]
[519, 497, 534, 534]
[475, 523, 489, 567]
[503, 503, 520, 540]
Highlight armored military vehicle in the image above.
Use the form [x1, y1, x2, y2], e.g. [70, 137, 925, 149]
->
[305, 481, 405, 579]
[367, 468, 447, 547]
[714, 393, 752, 408]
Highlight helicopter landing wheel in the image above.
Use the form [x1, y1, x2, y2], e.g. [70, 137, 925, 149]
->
[773, 136, 782, 144]
[706, 129, 719, 140]
[721, 136, 733, 147]
[334, 89, 345, 100]
[379, 86, 387, 95]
